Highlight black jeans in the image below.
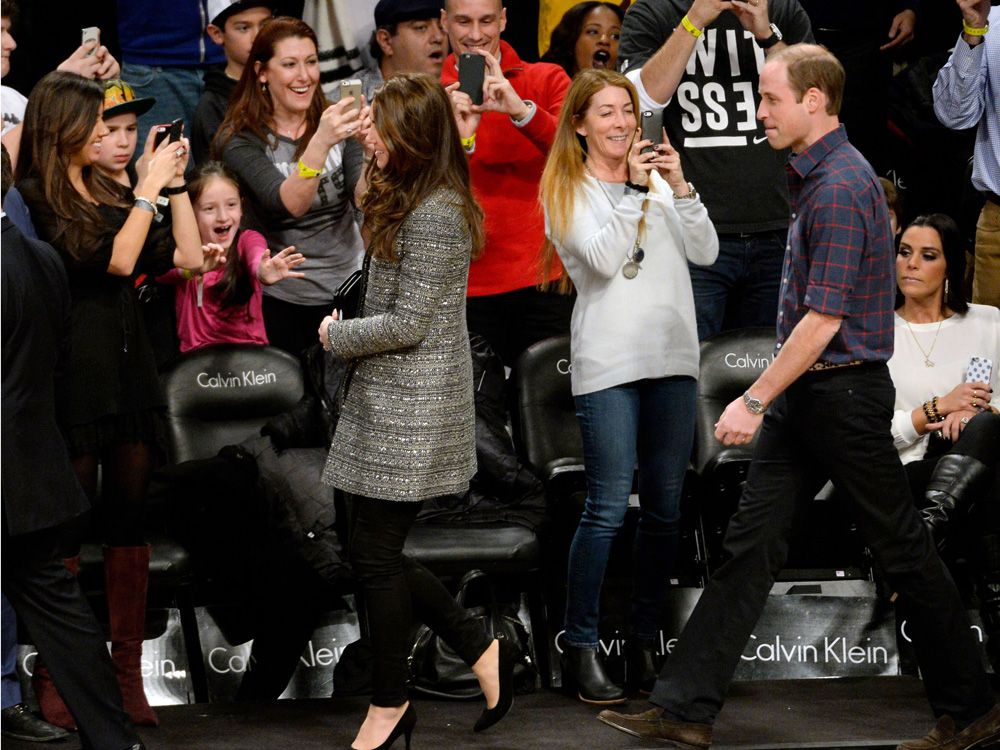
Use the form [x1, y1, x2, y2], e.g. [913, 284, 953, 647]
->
[2, 525, 138, 750]
[348, 495, 492, 707]
[649, 363, 994, 726]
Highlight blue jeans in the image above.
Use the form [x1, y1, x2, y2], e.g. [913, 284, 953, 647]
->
[121, 63, 205, 154]
[689, 229, 787, 341]
[564, 376, 697, 647]
[1, 593, 20, 708]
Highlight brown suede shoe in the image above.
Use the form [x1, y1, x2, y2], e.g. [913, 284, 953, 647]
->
[897, 704, 1000, 750]
[597, 706, 712, 749]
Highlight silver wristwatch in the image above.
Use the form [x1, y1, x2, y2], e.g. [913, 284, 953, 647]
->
[757, 23, 783, 49]
[743, 390, 766, 415]
[673, 182, 698, 201]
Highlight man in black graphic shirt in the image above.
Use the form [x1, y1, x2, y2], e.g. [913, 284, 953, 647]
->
[618, 0, 812, 340]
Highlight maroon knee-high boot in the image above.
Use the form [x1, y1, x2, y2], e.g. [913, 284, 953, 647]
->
[103, 545, 158, 727]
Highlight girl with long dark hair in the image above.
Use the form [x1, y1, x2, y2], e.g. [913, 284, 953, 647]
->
[16, 70, 202, 729]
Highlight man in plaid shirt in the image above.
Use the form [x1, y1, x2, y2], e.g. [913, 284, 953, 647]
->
[599, 43, 1000, 750]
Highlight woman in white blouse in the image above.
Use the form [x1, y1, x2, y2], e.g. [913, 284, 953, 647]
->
[538, 68, 717, 703]
[887, 213, 1000, 668]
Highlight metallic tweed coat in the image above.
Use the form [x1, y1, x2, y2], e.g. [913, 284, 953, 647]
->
[321, 189, 477, 501]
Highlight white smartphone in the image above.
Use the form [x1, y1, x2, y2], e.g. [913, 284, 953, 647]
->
[965, 356, 993, 385]
[82, 26, 100, 57]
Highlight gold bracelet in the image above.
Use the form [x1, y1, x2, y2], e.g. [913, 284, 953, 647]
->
[962, 19, 989, 36]
[680, 15, 703, 39]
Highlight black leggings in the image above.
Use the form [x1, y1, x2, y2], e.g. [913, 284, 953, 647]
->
[348, 495, 492, 707]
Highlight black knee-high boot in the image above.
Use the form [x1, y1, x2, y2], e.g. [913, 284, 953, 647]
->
[922, 454, 990, 549]
[975, 533, 1000, 673]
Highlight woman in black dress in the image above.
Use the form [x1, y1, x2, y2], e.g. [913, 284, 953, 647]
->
[16, 71, 202, 729]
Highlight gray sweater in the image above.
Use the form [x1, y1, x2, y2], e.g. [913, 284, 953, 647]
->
[321, 189, 477, 501]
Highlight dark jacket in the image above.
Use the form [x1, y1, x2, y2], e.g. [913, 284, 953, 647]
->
[1, 217, 90, 535]
[192, 65, 237, 165]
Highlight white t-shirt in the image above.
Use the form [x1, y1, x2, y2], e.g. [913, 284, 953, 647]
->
[1, 85, 27, 136]
[546, 171, 718, 396]
[888, 303, 1000, 464]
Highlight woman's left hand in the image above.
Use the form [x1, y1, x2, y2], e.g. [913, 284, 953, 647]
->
[319, 309, 341, 351]
[649, 131, 688, 195]
[928, 408, 978, 442]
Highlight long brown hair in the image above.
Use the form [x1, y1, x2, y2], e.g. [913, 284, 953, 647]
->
[538, 68, 639, 291]
[16, 71, 129, 260]
[360, 73, 484, 262]
[213, 17, 327, 160]
[188, 162, 253, 311]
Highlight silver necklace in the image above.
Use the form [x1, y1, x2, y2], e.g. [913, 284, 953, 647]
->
[585, 163, 644, 279]
[903, 317, 944, 367]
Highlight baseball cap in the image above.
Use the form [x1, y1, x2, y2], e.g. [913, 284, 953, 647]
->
[374, 0, 444, 28]
[208, 0, 273, 28]
[103, 80, 156, 120]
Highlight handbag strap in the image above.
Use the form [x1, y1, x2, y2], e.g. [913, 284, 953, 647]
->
[339, 253, 372, 401]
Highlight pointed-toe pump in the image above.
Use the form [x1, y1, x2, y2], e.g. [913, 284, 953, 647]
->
[474, 638, 518, 732]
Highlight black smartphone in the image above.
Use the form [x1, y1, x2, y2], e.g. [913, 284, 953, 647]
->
[640, 110, 661, 154]
[153, 118, 184, 149]
[458, 53, 486, 106]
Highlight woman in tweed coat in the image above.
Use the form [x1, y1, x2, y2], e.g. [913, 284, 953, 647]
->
[318, 74, 515, 750]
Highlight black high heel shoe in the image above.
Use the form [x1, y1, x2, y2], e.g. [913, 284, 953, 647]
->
[352, 703, 417, 750]
[473, 638, 517, 732]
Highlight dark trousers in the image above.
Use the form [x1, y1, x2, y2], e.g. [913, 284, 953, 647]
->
[349, 496, 492, 707]
[262, 294, 333, 361]
[649, 364, 994, 726]
[1, 525, 137, 750]
[466, 286, 573, 370]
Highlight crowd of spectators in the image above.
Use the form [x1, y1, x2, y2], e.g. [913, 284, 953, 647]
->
[1, 0, 998, 746]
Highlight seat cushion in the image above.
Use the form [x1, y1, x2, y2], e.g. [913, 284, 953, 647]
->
[405, 524, 541, 576]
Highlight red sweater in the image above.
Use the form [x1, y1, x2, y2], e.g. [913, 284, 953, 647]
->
[442, 41, 570, 297]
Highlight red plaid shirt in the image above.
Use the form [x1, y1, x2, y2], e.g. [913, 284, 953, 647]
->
[776, 126, 896, 364]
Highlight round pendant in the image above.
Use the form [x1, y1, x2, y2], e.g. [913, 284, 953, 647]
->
[622, 261, 639, 279]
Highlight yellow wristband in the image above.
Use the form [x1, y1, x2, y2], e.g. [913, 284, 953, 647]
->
[963, 19, 989, 36]
[681, 15, 703, 39]
[461, 133, 476, 150]
[180, 268, 195, 280]
[297, 159, 323, 178]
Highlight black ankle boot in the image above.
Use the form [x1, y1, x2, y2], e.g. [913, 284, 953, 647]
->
[626, 639, 660, 695]
[922, 453, 990, 550]
[560, 645, 625, 705]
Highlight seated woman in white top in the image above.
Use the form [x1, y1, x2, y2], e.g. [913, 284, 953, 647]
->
[538, 68, 717, 703]
[887, 213, 1000, 668]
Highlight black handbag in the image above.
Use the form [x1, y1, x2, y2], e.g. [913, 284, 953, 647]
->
[407, 569, 537, 700]
[333, 254, 370, 320]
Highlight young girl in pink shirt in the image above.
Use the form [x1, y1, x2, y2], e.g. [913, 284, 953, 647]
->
[160, 162, 305, 352]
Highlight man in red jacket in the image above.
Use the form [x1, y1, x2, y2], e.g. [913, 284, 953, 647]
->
[442, 0, 572, 368]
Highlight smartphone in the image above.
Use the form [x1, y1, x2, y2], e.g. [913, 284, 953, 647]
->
[458, 53, 486, 106]
[81, 26, 100, 57]
[640, 110, 661, 154]
[153, 118, 184, 149]
[966, 356, 994, 385]
[340, 79, 363, 111]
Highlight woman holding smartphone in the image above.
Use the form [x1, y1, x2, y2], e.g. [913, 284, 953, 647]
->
[318, 73, 515, 749]
[887, 213, 1000, 668]
[538, 68, 717, 703]
[16, 71, 202, 728]
[215, 16, 365, 358]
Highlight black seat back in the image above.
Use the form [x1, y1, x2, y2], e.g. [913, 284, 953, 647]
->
[514, 335, 583, 482]
[162, 345, 304, 463]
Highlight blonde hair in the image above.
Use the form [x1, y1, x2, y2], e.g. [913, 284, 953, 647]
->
[538, 69, 639, 292]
